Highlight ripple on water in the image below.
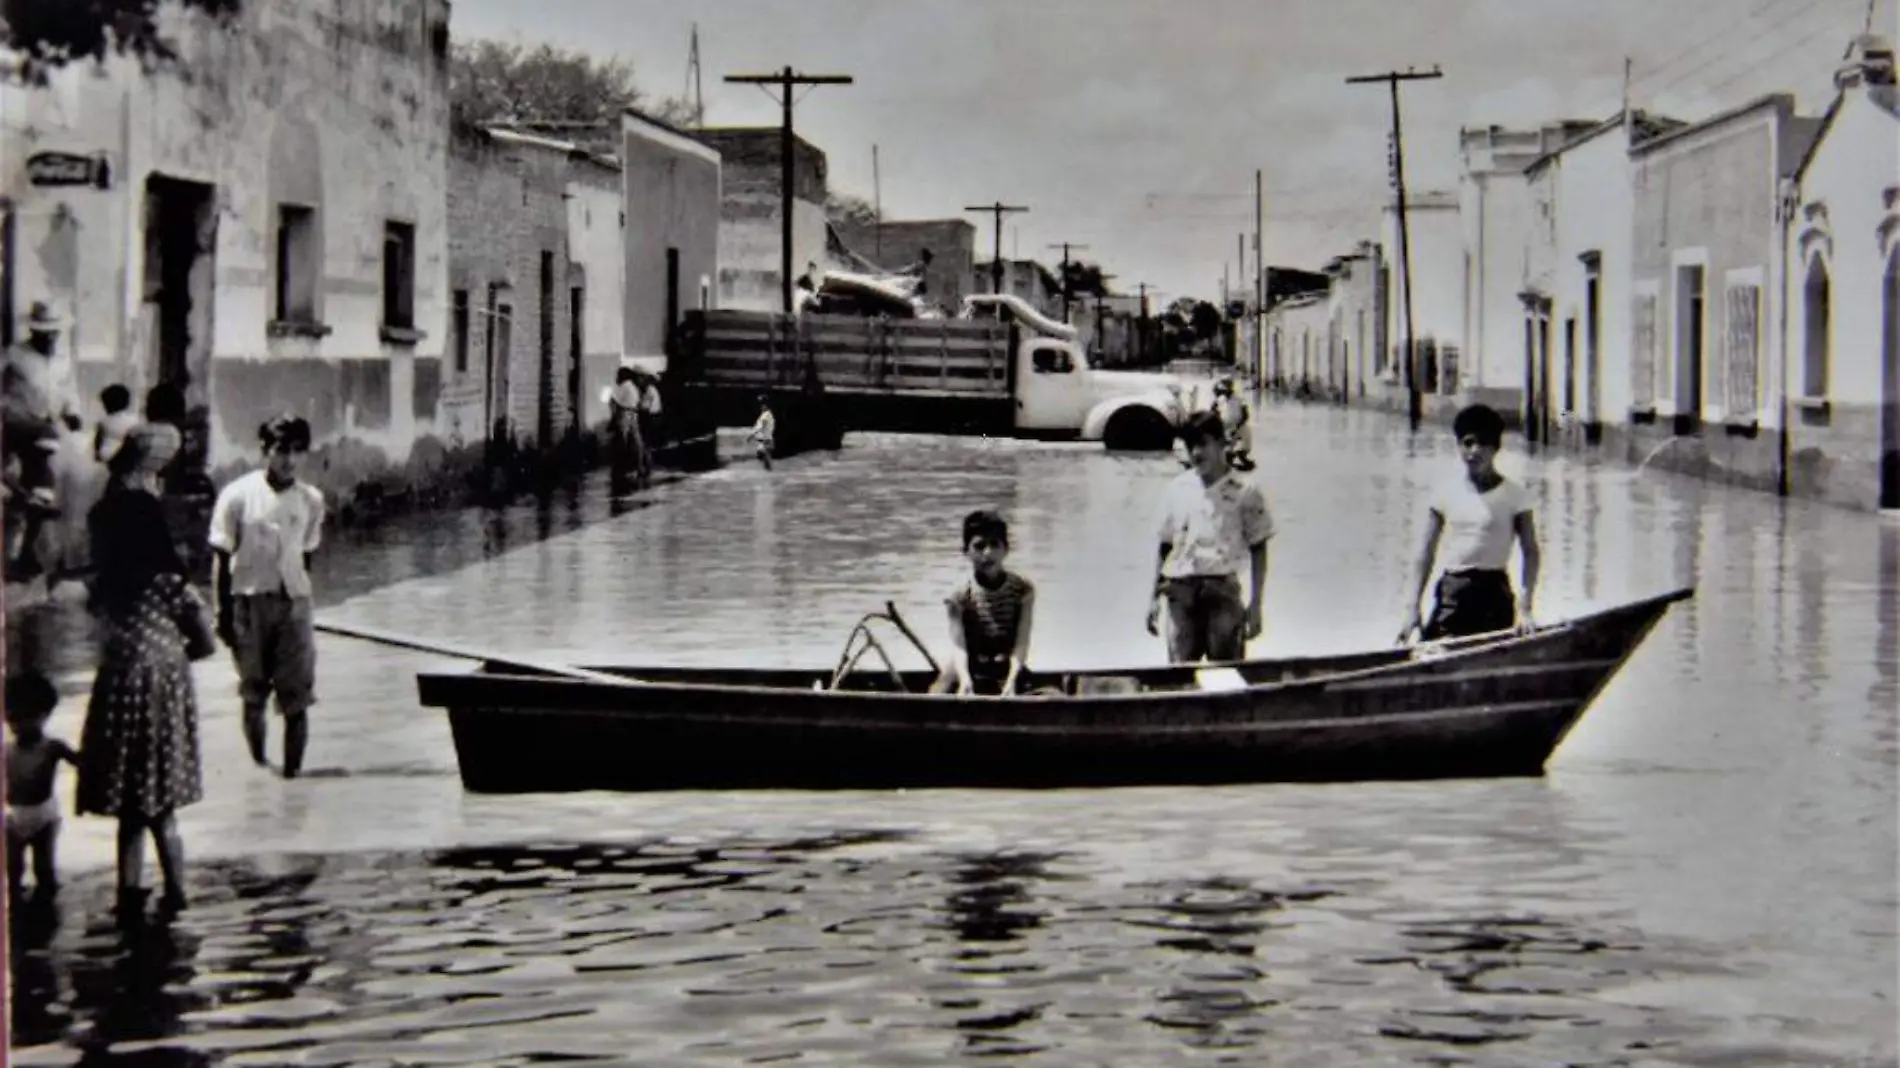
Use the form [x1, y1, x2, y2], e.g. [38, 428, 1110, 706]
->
[6, 832, 1858, 1067]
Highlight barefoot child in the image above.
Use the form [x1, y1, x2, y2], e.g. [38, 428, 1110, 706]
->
[1148, 411, 1274, 663]
[749, 394, 776, 470]
[930, 509, 1036, 696]
[5, 672, 79, 902]
[1400, 403, 1541, 642]
[209, 414, 326, 778]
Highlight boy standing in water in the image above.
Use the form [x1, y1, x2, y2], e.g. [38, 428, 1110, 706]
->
[931, 509, 1036, 696]
[749, 394, 776, 470]
[209, 415, 326, 778]
[1148, 411, 1274, 663]
[1400, 403, 1541, 641]
[6, 672, 79, 902]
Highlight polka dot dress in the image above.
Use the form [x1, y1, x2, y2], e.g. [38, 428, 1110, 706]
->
[76, 572, 205, 820]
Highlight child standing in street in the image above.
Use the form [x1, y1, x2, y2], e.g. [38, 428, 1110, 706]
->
[6, 672, 79, 903]
[930, 509, 1037, 696]
[749, 394, 777, 470]
[1148, 411, 1274, 663]
[208, 414, 326, 779]
[1400, 403, 1541, 642]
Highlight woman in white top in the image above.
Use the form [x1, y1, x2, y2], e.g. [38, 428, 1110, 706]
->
[1400, 403, 1541, 641]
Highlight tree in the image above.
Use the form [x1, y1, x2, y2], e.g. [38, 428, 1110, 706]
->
[450, 38, 695, 134]
[1061, 261, 1110, 299]
[1, 0, 242, 85]
[1190, 301, 1223, 341]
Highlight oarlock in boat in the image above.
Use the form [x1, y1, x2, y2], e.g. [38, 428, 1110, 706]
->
[410, 587, 1693, 794]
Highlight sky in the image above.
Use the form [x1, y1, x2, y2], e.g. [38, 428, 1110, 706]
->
[450, 0, 1896, 301]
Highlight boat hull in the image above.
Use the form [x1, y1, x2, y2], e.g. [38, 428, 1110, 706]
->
[417, 589, 1689, 793]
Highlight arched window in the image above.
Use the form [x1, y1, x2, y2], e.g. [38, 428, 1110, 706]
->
[1802, 254, 1831, 399]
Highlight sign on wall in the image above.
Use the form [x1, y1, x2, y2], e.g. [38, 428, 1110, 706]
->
[25, 151, 112, 190]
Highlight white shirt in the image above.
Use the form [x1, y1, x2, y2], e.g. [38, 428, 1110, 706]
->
[208, 470, 326, 597]
[1430, 473, 1532, 572]
[638, 383, 662, 416]
[1156, 470, 1274, 579]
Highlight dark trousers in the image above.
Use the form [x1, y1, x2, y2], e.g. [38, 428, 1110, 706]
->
[1163, 574, 1248, 663]
[1423, 569, 1517, 640]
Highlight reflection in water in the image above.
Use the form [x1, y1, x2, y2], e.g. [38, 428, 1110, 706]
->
[10, 402, 1898, 1064]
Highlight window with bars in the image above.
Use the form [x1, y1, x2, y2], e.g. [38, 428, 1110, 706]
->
[1724, 283, 1761, 420]
[1631, 293, 1657, 409]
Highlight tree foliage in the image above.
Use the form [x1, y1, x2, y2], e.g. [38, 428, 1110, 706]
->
[1190, 301, 1224, 340]
[1060, 261, 1112, 299]
[450, 38, 695, 133]
[1, 0, 242, 84]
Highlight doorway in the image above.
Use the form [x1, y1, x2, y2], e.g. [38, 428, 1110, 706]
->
[141, 175, 218, 394]
[1674, 264, 1705, 434]
[1, 198, 14, 348]
[537, 251, 555, 450]
[1881, 247, 1899, 510]
[1584, 271, 1602, 441]
[568, 285, 584, 447]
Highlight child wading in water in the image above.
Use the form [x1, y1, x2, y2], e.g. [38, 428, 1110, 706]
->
[209, 414, 326, 778]
[1400, 403, 1541, 642]
[5, 672, 79, 903]
[749, 394, 776, 470]
[930, 509, 1036, 696]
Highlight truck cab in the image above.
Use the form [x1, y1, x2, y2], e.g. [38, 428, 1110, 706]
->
[961, 294, 1191, 450]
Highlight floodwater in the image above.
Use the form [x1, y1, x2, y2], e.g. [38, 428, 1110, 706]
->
[9, 400, 1897, 1066]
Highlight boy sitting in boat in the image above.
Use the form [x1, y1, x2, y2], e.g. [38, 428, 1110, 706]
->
[930, 509, 1036, 696]
[1400, 403, 1541, 642]
[1149, 411, 1273, 663]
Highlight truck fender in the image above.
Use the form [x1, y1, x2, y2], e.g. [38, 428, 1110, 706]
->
[1082, 394, 1182, 451]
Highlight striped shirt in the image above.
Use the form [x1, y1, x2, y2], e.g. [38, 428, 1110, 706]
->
[947, 570, 1034, 663]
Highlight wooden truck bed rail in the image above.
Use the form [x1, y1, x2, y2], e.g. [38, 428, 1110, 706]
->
[678, 311, 1013, 397]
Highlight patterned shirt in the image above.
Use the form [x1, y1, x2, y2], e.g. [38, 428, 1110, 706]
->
[208, 470, 326, 598]
[946, 570, 1035, 662]
[1157, 470, 1274, 579]
[1430, 472, 1532, 573]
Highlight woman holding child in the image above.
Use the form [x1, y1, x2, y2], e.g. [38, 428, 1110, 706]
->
[78, 422, 209, 918]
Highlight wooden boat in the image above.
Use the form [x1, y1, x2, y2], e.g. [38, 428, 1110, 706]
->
[414, 587, 1691, 794]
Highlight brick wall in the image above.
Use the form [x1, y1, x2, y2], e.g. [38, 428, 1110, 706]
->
[445, 127, 576, 453]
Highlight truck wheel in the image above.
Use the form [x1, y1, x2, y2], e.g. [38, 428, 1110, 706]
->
[1102, 407, 1175, 452]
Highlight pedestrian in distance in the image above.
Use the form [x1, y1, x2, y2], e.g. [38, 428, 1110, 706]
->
[929, 509, 1036, 697]
[1211, 376, 1255, 471]
[1398, 403, 1542, 644]
[606, 367, 643, 496]
[209, 414, 326, 779]
[5, 672, 79, 905]
[1148, 410, 1274, 664]
[749, 394, 777, 471]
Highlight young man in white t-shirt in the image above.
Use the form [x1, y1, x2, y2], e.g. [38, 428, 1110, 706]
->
[1401, 403, 1541, 642]
[209, 415, 326, 778]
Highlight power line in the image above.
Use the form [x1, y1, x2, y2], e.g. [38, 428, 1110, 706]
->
[1643, 0, 1846, 102]
[722, 66, 853, 313]
[965, 202, 1029, 296]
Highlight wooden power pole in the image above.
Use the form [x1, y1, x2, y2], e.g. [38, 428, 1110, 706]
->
[966, 202, 1029, 297]
[1048, 241, 1089, 321]
[1347, 64, 1442, 433]
[723, 66, 854, 313]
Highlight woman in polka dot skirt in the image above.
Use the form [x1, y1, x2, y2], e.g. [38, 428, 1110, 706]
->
[79, 422, 208, 920]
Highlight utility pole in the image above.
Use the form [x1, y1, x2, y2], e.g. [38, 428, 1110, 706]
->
[1255, 169, 1265, 385]
[872, 144, 882, 261]
[1048, 241, 1089, 321]
[966, 202, 1028, 297]
[1093, 271, 1118, 364]
[1347, 64, 1441, 433]
[684, 24, 705, 127]
[724, 66, 854, 313]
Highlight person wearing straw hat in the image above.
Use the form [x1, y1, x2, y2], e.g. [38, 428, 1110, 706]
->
[4, 302, 82, 577]
[80, 420, 208, 920]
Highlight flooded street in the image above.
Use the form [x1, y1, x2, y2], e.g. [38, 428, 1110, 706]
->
[11, 399, 1897, 1066]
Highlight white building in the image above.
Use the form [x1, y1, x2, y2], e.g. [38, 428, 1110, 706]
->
[1381, 191, 1462, 395]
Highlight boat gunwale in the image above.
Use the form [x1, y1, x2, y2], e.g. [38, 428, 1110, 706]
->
[417, 587, 1691, 709]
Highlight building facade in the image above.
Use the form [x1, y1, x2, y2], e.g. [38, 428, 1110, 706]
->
[1323, 244, 1381, 402]
[1623, 95, 1822, 493]
[1381, 191, 1463, 397]
[974, 259, 1064, 320]
[1518, 110, 1681, 451]
[3, 0, 453, 514]
[1458, 121, 1597, 415]
[1784, 35, 1900, 511]
[1263, 292, 1331, 393]
[692, 128, 826, 313]
[619, 110, 722, 378]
